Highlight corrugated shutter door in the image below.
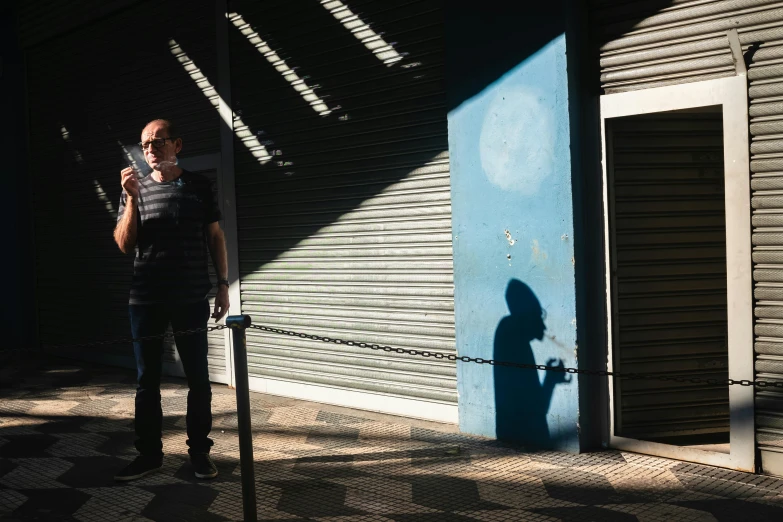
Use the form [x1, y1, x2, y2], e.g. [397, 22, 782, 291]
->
[16, 0, 140, 48]
[26, 0, 225, 381]
[749, 35, 783, 458]
[591, 0, 783, 461]
[591, 0, 781, 93]
[229, 0, 456, 417]
[609, 112, 730, 440]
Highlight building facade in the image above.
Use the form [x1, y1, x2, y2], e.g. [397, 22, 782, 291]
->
[3, 0, 782, 478]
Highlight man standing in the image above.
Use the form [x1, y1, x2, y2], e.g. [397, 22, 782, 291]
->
[113, 119, 230, 481]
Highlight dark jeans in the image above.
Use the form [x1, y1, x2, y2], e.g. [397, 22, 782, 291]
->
[129, 300, 213, 457]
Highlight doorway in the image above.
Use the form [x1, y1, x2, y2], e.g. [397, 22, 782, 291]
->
[601, 77, 755, 471]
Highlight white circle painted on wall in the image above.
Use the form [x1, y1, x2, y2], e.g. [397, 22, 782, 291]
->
[479, 88, 555, 195]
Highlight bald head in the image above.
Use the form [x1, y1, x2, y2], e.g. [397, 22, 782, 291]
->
[142, 119, 177, 139]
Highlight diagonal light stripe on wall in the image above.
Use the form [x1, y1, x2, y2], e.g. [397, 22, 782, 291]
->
[319, 0, 403, 66]
[93, 179, 117, 216]
[228, 12, 332, 116]
[59, 124, 84, 165]
[168, 39, 273, 164]
[117, 140, 145, 173]
[60, 124, 117, 215]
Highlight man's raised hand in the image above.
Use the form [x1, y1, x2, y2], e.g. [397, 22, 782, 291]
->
[121, 167, 140, 199]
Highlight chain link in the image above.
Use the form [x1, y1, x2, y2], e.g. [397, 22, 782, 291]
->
[37, 320, 783, 390]
[47, 325, 227, 350]
[249, 324, 783, 390]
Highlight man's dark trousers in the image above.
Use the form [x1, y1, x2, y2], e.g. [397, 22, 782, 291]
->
[129, 300, 214, 457]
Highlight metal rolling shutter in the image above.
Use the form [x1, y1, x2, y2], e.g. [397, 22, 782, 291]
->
[609, 112, 729, 441]
[229, 0, 456, 415]
[25, 0, 227, 382]
[749, 35, 783, 467]
[16, 0, 140, 48]
[592, 0, 782, 93]
[591, 0, 783, 468]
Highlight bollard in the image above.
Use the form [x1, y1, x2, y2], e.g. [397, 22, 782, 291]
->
[226, 315, 257, 522]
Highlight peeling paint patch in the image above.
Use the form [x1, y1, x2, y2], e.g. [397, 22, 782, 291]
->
[531, 239, 548, 262]
[504, 229, 516, 246]
[480, 86, 555, 195]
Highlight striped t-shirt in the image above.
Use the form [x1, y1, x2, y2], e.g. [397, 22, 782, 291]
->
[117, 170, 222, 305]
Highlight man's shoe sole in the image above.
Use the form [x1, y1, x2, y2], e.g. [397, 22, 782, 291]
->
[194, 469, 219, 479]
[114, 466, 162, 482]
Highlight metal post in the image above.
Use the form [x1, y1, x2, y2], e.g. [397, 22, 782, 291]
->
[226, 315, 257, 522]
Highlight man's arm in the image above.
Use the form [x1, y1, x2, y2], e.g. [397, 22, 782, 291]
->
[206, 221, 230, 321]
[114, 167, 140, 254]
[114, 195, 138, 254]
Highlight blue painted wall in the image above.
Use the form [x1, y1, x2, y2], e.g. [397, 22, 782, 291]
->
[447, 3, 581, 451]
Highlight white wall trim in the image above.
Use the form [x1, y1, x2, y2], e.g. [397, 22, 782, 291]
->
[215, 0, 241, 388]
[247, 375, 459, 424]
[761, 449, 783, 478]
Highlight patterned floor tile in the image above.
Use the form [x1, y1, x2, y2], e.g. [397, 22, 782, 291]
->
[47, 432, 111, 458]
[1, 357, 783, 522]
[27, 400, 81, 416]
[209, 481, 299, 521]
[13, 487, 91, 520]
[0, 488, 27, 515]
[139, 483, 228, 521]
[385, 513, 480, 522]
[0, 458, 17, 481]
[674, 498, 783, 521]
[405, 474, 508, 512]
[0, 457, 74, 489]
[475, 479, 562, 510]
[95, 430, 137, 455]
[271, 479, 367, 518]
[313, 515, 394, 522]
[603, 502, 718, 522]
[316, 411, 371, 426]
[0, 415, 50, 436]
[528, 504, 642, 521]
[74, 486, 155, 522]
[343, 485, 441, 516]
[0, 434, 59, 458]
[267, 406, 321, 427]
[58, 456, 135, 487]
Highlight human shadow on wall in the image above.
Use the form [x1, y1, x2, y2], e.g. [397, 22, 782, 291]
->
[494, 279, 571, 448]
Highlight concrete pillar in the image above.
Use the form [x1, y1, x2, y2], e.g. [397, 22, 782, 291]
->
[446, 1, 588, 452]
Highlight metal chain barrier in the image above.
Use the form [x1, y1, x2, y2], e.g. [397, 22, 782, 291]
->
[249, 324, 783, 390]
[35, 319, 783, 389]
[47, 325, 228, 350]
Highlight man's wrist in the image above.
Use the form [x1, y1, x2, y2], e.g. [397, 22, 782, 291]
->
[217, 278, 229, 288]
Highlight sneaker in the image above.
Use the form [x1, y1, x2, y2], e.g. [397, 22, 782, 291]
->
[191, 453, 218, 479]
[114, 455, 163, 481]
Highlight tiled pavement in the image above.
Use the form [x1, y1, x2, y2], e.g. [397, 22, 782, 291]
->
[2, 356, 783, 521]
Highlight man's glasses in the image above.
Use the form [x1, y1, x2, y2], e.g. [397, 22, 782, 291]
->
[138, 137, 177, 150]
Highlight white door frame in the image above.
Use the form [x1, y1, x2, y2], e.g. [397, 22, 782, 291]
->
[215, 0, 240, 388]
[600, 75, 755, 472]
